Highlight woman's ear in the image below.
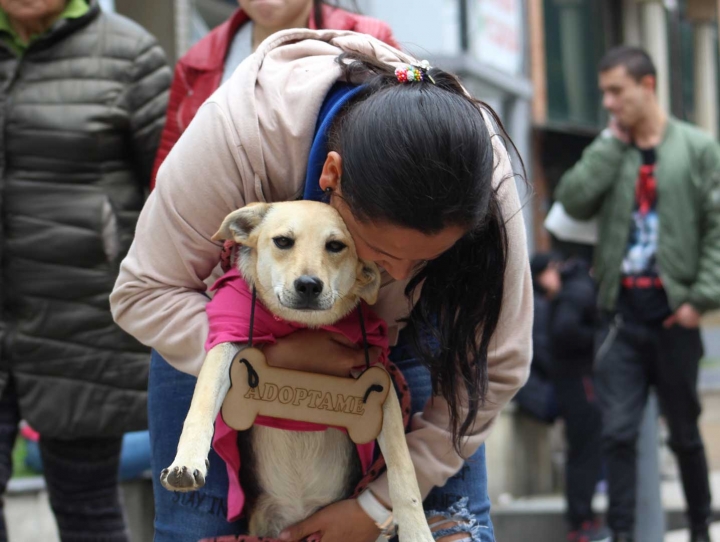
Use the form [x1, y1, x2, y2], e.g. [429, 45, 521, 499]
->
[319, 151, 343, 193]
[354, 260, 381, 305]
[211, 203, 270, 246]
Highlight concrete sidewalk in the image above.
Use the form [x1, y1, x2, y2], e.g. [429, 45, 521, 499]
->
[10, 472, 720, 541]
[492, 470, 720, 540]
[6, 490, 58, 541]
[6, 477, 153, 542]
[665, 522, 720, 541]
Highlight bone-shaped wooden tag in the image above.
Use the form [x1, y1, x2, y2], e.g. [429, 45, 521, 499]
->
[221, 347, 391, 444]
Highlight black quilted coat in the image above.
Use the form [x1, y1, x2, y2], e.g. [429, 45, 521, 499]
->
[0, 1, 170, 438]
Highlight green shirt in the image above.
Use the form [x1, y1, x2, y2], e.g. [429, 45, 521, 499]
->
[0, 0, 89, 56]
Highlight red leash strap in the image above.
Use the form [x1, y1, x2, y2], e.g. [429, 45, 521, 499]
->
[220, 240, 237, 273]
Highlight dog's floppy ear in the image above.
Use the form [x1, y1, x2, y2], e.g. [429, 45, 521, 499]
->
[212, 203, 270, 245]
[355, 260, 381, 305]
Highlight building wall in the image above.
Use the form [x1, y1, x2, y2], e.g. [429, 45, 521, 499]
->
[534, 0, 719, 132]
[356, 0, 462, 57]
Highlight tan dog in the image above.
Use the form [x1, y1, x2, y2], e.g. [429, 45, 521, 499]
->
[161, 201, 432, 541]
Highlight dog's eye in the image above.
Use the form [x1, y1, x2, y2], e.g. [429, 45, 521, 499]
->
[325, 241, 347, 253]
[273, 236, 295, 249]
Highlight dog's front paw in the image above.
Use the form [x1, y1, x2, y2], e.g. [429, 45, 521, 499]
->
[160, 459, 209, 492]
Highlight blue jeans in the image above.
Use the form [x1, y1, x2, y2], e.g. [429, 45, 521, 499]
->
[149, 336, 494, 542]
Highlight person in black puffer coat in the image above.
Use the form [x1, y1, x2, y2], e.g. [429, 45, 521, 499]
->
[514, 253, 560, 424]
[549, 257, 609, 542]
[521, 254, 608, 541]
[0, 0, 170, 539]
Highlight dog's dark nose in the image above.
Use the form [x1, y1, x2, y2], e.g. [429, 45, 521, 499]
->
[294, 275, 324, 300]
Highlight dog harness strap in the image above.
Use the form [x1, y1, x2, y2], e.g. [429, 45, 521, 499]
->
[232, 286, 261, 388]
[357, 305, 370, 371]
[357, 304, 385, 404]
[248, 286, 257, 347]
[220, 240, 236, 273]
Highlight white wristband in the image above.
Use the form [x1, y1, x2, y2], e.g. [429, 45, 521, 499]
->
[357, 490, 396, 538]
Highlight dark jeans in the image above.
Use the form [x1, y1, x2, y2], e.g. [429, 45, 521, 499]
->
[553, 375, 603, 529]
[594, 316, 711, 534]
[0, 378, 128, 542]
[148, 332, 494, 542]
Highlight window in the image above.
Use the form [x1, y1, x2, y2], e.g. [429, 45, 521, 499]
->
[672, 1, 697, 123]
[543, 0, 617, 128]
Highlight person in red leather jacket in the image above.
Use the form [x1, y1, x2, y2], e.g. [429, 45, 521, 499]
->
[150, 0, 398, 189]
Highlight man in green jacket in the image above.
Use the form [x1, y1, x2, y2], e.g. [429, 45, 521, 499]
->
[555, 46, 720, 542]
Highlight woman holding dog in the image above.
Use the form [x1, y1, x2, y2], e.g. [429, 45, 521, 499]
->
[111, 6, 532, 542]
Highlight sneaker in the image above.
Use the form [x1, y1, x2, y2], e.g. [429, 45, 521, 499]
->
[567, 521, 612, 542]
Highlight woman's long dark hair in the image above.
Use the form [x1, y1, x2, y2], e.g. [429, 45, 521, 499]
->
[328, 53, 523, 453]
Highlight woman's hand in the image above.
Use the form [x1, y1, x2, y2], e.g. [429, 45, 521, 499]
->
[263, 329, 381, 377]
[279, 499, 380, 542]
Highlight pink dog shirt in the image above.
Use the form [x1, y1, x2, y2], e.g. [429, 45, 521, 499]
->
[205, 268, 390, 522]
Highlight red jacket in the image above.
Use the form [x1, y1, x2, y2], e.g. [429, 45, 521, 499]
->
[151, 6, 399, 188]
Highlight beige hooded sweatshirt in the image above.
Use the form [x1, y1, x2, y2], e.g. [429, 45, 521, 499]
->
[110, 28, 533, 505]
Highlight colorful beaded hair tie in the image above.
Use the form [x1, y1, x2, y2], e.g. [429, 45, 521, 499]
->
[395, 60, 435, 84]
